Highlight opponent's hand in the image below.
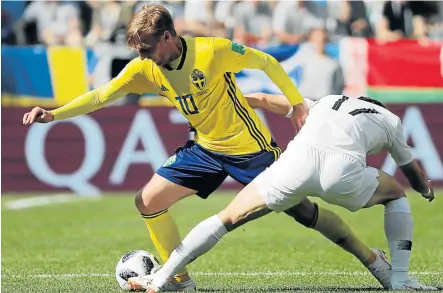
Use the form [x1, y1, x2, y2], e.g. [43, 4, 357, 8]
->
[421, 180, 434, 202]
[290, 102, 309, 132]
[23, 107, 54, 125]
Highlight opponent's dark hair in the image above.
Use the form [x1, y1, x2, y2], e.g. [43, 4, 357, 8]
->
[358, 96, 387, 109]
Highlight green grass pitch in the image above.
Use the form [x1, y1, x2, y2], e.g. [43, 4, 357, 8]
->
[2, 191, 442, 292]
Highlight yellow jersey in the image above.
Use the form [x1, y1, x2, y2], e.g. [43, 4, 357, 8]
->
[52, 37, 304, 156]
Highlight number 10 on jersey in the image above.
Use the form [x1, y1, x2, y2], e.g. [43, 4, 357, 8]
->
[175, 94, 200, 115]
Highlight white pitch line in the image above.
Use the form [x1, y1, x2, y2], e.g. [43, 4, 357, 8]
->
[4, 194, 94, 210]
[2, 271, 442, 279]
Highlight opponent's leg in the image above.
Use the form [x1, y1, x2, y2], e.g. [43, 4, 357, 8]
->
[284, 199, 392, 289]
[135, 174, 196, 284]
[363, 170, 411, 285]
[284, 200, 374, 266]
[363, 169, 436, 290]
[225, 139, 372, 265]
[228, 142, 372, 263]
[146, 182, 274, 292]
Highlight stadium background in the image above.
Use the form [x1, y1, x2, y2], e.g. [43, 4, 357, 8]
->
[2, 2, 443, 293]
[2, 0, 443, 195]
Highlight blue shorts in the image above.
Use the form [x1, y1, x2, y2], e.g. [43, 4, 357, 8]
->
[156, 140, 280, 199]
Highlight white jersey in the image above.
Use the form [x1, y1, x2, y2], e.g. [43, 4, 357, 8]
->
[299, 95, 414, 167]
[254, 95, 415, 213]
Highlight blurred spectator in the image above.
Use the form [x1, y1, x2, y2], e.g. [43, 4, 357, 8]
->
[108, 0, 138, 45]
[214, 0, 238, 39]
[329, 1, 373, 38]
[20, 0, 82, 46]
[182, 0, 225, 37]
[272, 0, 323, 45]
[286, 28, 344, 101]
[305, 0, 329, 23]
[84, 1, 121, 46]
[364, 0, 385, 29]
[135, 1, 186, 35]
[376, 0, 427, 41]
[233, 0, 274, 47]
[427, 1, 443, 40]
[1, 1, 26, 44]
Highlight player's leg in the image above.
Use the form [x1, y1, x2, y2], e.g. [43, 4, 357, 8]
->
[146, 179, 288, 292]
[363, 170, 411, 288]
[362, 170, 436, 290]
[325, 166, 435, 290]
[135, 141, 227, 288]
[144, 145, 312, 292]
[284, 200, 374, 266]
[135, 174, 196, 281]
[226, 142, 376, 273]
[314, 152, 394, 289]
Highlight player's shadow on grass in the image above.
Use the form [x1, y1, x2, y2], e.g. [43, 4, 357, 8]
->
[196, 287, 386, 292]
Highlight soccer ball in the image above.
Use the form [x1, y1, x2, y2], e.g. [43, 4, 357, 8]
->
[115, 250, 161, 291]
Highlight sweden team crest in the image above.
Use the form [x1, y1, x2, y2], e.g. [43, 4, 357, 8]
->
[162, 154, 177, 167]
[191, 69, 206, 91]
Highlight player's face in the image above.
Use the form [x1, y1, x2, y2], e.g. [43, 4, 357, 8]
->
[137, 31, 171, 67]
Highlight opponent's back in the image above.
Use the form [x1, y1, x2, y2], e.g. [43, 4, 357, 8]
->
[298, 95, 412, 166]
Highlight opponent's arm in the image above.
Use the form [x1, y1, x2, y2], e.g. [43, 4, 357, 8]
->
[245, 92, 316, 117]
[245, 93, 291, 116]
[390, 118, 434, 202]
[23, 59, 155, 124]
[399, 160, 433, 201]
[213, 38, 308, 130]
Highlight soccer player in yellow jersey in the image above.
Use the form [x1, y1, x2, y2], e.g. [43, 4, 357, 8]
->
[23, 4, 386, 291]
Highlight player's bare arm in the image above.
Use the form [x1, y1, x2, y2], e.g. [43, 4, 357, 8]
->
[213, 38, 308, 131]
[400, 160, 434, 202]
[389, 116, 435, 202]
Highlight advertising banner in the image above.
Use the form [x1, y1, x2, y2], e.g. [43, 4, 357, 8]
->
[2, 104, 443, 195]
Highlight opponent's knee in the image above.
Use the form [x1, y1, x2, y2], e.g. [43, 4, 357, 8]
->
[391, 185, 406, 199]
[384, 192, 407, 206]
[284, 200, 319, 228]
[382, 183, 406, 205]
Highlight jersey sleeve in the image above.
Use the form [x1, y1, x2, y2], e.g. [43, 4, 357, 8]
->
[52, 58, 156, 120]
[389, 118, 414, 166]
[212, 38, 304, 106]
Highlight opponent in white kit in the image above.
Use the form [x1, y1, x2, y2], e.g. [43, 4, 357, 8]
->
[131, 95, 437, 292]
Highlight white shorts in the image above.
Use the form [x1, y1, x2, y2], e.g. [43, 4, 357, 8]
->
[252, 140, 380, 212]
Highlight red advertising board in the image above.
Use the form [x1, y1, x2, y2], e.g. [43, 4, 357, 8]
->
[2, 104, 443, 195]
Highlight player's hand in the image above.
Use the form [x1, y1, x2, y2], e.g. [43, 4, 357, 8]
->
[22, 107, 54, 125]
[290, 102, 309, 132]
[421, 180, 435, 202]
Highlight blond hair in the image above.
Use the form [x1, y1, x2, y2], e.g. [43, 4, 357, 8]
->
[126, 4, 176, 50]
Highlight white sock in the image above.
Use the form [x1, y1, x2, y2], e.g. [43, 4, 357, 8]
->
[152, 215, 228, 289]
[384, 197, 413, 283]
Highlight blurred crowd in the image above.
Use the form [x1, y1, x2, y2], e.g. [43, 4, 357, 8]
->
[2, 0, 443, 48]
[2, 0, 443, 104]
